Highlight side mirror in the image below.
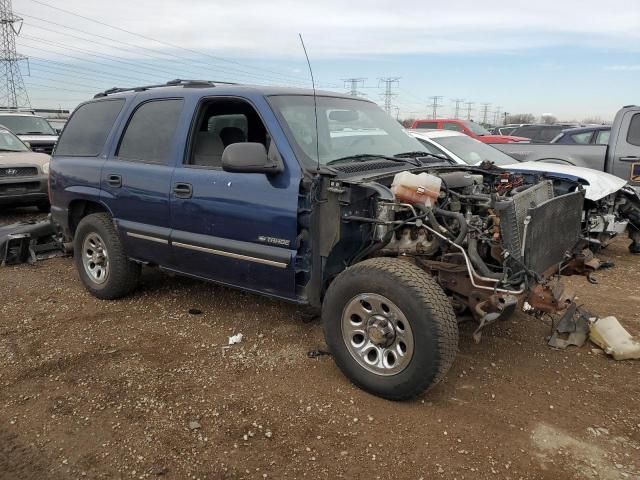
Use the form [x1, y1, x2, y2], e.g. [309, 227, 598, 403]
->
[222, 142, 283, 174]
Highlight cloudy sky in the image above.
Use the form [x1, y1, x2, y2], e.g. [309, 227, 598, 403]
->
[13, 0, 640, 121]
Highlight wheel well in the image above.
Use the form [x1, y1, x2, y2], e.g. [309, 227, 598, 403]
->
[68, 200, 109, 235]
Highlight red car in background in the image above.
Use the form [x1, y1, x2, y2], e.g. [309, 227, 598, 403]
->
[410, 118, 529, 144]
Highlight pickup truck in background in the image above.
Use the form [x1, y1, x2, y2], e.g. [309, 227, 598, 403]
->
[494, 105, 640, 193]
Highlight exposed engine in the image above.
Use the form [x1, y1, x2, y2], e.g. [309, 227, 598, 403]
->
[329, 165, 588, 328]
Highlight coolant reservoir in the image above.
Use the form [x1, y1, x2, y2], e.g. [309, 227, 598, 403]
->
[391, 171, 442, 207]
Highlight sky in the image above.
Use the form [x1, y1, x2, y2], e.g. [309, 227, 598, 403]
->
[11, 0, 640, 122]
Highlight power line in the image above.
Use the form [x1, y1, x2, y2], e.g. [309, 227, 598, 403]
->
[429, 96, 443, 119]
[378, 77, 400, 115]
[21, 0, 333, 87]
[451, 98, 465, 119]
[16, 19, 307, 85]
[343, 77, 366, 97]
[0, 0, 30, 108]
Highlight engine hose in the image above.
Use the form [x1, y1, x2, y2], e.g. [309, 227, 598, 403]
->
[468, 237, 503, 279]
[434, 208, 468, 245]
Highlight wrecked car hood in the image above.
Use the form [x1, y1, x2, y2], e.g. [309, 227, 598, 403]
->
[503, 161, 627, 201]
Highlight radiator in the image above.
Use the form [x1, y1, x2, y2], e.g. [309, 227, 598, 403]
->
[498, 181, 584, 274]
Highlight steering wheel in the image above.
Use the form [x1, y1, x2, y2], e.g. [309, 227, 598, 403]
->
[534, 158, 576, 166]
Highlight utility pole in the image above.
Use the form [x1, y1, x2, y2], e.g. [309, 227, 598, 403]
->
[378, 77, 400, 115]
[452, 98, 464, 119]
[465, 102, 475, 120]
[429, 96, 443, 119]
[342, 77, 366, 97]
[503, 111, 509, 125]
[0, 0, 30, 109]
[480, 103, 491, 125]
[493, 106, 502, 126]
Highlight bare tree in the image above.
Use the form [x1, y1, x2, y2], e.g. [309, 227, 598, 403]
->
[582, 116, 603, 124]
[540, 114, 557, 125]
[506, 113, 535, 124]
[401, 118, 416, 128]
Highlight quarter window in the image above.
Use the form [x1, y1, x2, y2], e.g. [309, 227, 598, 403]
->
[54, 99, 125, 156]
[442, 122, 463, 132]
[117, 99, 184, 164]
[570, 132, 593, 144]
[627, 114, 640, 147]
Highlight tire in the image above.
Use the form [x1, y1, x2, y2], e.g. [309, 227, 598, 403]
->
[322, 257, 458, 400]
[73, 213, 141, 299]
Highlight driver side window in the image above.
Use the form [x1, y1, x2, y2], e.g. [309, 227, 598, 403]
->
[188, 98, 268, 168]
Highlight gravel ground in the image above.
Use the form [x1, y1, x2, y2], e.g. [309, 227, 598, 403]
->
[1, 207, 639, 480]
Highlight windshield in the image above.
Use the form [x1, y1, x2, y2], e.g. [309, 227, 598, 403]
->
[463, 120, 490, 136]
[0, 115, 56, 135]
[268, 95, 430, 165]
[431, 135, 516, 166]
[0, 129, 29, 151]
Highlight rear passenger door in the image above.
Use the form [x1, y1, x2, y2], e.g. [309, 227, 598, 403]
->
[100, 98, 185, 265]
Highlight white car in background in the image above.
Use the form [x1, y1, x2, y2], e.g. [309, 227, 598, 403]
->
[408, 129, 640, 253]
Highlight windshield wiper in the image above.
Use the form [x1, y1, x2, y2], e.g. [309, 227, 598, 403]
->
[394, 151, 450, 163]
[23, 131, 48, 135]
[327, 154, 420, 167]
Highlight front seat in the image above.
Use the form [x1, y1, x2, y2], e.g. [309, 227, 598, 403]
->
[193, 132, 225, 167]
[220, 127, 246, 147]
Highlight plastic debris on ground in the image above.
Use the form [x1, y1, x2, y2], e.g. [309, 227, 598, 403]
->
[589, 316, 640, 360]
[228, 333, 243, 345]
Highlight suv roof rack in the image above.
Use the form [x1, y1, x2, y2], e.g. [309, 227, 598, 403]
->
[93, 79, 239, 98]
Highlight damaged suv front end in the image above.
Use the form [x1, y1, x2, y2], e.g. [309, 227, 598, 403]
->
[270, 94, 596, 399]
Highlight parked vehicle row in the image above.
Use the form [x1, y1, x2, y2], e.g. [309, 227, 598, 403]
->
[0, 126, 51, 211]
[410, 118, 529, 144]
[46, 79, 626, 401]
[493, 106, 640, 190]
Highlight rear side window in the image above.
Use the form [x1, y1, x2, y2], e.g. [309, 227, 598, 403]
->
[415, 121, 437, 129]
[54, 99, 124, 156]
[627, 114, 640, 146]
[117, 99, 184, 164]
[595, 129, 610, 145]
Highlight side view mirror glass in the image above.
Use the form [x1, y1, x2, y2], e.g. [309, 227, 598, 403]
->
[221, 142, 283, 174]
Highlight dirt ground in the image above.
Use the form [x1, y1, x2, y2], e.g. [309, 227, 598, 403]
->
[1, 207, 639, 480]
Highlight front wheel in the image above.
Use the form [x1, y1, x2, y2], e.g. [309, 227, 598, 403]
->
[322, 258, 458, 400]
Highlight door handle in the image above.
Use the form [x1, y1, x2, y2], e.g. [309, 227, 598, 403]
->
[107, 174, 122, 188]
[620, 156, 640, 162]
[173, 182, 193, 199]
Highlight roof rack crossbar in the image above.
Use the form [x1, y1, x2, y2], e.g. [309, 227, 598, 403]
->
[93, 79, 239, 98]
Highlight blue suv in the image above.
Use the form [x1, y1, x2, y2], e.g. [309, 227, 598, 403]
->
[50, 79, 587, 400]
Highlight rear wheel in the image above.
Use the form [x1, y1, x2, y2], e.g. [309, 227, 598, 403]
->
[322, 258, 458, 400]
[73, 213, 140, 299]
